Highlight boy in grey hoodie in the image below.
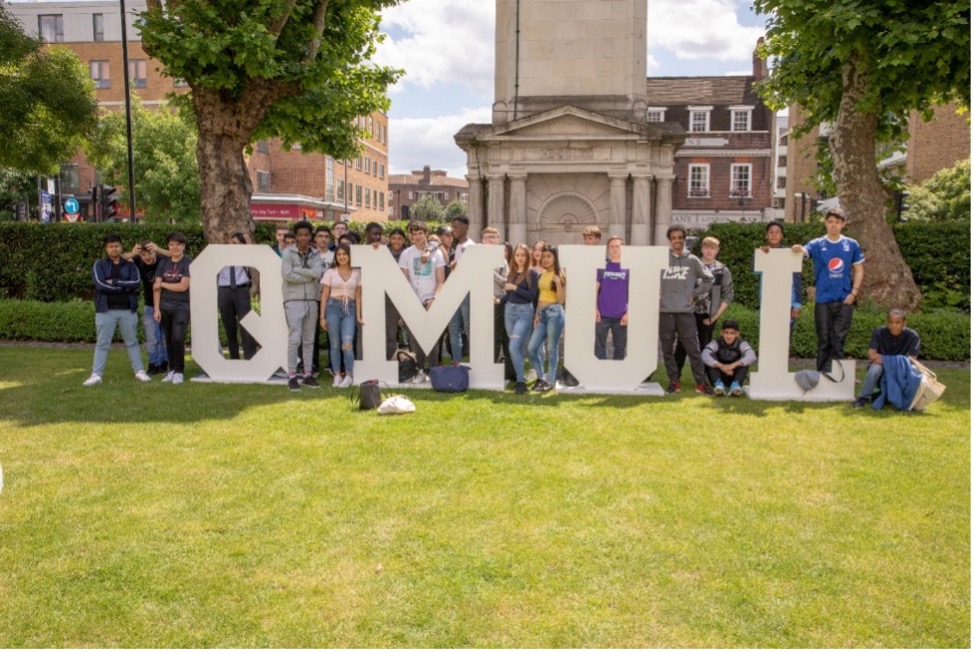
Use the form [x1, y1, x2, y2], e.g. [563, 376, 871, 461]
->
[282, 220, 323, 391]
[659, 224, 713, 394]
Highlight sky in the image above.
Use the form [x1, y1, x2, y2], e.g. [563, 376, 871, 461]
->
[373, 0, 768, 178]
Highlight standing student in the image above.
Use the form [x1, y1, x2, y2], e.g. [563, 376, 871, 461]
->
[153, 232, 193, 384]
[595, 236, 629, 360]
[271, 224, 289, 257]
[310, 226, 335, 374]
[530, 240, 547, 274]
[128, 240, 168, 375]
[281, 220, 323, 391]
[84, 234, 151, 386]
[320, 243, 362, 388]
[791, 207, 864, 373]
[399, 220, 445, 383]
[385, 228, 408, 358]
[482, 227, 514, 380]
[659, 224, 714, 394]
[759, 221, 803, 338]
[217, 232, 257, 360]
[527, 245, 566, 392]
[675, 236, 733, 377]
[504, 244, 537, 394]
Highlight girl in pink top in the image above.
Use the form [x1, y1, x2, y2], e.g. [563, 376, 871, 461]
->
[319, 243, 362, 387]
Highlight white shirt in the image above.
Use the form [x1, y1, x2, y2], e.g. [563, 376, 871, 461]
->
[399, 245, 445, 303]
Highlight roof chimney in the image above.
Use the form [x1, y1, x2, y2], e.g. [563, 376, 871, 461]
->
[753, 37, 768, 81]
[421, 165, 431, 186]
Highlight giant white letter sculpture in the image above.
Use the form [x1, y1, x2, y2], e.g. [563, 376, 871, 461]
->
[558, 245, 669, 394]
[353, 244, 506, 389]
[191, 245, 287, 382]
[749, 248, 855, 401]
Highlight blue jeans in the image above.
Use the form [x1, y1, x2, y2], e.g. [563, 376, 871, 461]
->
[858, 362, 884, 399]
[528, 303, 565, 384]
[447, 295, 470, 362]
[143, 305, 167, 366]
[505, 302, 534, 383]
[325, 298, 357, 376]
[595, 316, 627, 360]
[93, 310, 144, 376]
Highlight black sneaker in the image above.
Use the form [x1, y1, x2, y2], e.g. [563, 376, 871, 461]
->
[514, 381, 527, 395]
[666, 381, 681, 394]
[303, 374, 320, 388]
[288, 376, 302, 392]
[534, 380, 551, 392]
[147, 363, 159, 375]
[851, 397, 869, 408]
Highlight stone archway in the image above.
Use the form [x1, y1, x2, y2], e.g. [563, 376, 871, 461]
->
[536, 192, 599, 245]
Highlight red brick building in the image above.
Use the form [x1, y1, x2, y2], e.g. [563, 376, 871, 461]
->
[387, 166, 469, 221]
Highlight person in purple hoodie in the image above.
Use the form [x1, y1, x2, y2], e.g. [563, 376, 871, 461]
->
[595, 235, 629, 360]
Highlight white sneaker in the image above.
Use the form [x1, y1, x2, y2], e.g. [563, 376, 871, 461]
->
[83, 374, 102, 387]
[161, 371, 175, 383]
[411, 372, 426, 384]
[172, 373, 184, 385]
[339, 375, 352, 388]
[525, 369, 538, 384]
[331, 374, 342, 388]
[135, 370, 151, 382]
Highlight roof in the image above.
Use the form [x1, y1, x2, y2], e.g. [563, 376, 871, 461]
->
[388, 174, 469, 189]
[645, 76, 760, 106]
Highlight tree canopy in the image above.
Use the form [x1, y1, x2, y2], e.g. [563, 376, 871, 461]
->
[0, 4, 98, 175]
[410, 193, 446, 223]
[903, 159, 971, 223]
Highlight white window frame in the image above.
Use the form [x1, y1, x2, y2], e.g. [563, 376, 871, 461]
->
[129, 59, 148, 89]
[38, 15, 64, 43]
[730, 163, 752, 198]
[257, 170, 271, 192]
[688, 164, 710, 198]
[93, 13, 105, 42]
[90, 61, 111, 89]
[729, 105, 754, 132]
[688, 106, 712, 133]
[646, 107, 666, 123]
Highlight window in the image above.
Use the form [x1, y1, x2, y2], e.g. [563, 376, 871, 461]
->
[408, 191, 414, 200]
[365, 156, 371, 176]
[777, 176, 787, 190]
[688, 164, 710, 197]
[336, 180, 344, 201]
[730, 106, 753, 132]
[90, 61, 111, 89]
[355, 157, 362, 171]
[60, 163, 79, 191]
[38, 15, 63, 43]
[379, 193, 385, 210]
[257, 171, 271, 192]
[367, 117, 373, 135]
[365, 186, 371, 208]
[646, 108, 666, 123]
[730, 164, 752, 197]
[355, 184, 362, 206]
[93, 14, 104, 42]
[374, 189, 378, 207]
[255, 140, 269, 154]
[777, 155, 787, 167]
[379, 163, 385, 179]
[325, 157, 335, 202]
[129, 59, 147, 88]
[688, 106, 712, 133]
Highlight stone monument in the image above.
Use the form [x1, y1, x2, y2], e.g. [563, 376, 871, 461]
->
[455, 0, 685, 245]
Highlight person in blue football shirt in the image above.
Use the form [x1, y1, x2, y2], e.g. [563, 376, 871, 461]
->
[792, 207, 865, 373]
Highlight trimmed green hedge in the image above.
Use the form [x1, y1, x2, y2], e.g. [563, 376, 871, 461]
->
[1, 299, 968, 361]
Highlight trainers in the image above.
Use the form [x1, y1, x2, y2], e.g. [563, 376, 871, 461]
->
[339, 375, 352, 388]
[287, 376, 301, 391]
[82, 374, 102, 387]
[411, 372, 427, 385]
[713, 381, 726, 396]
[534, 380, 552, 392]
[161, 371, 175, 383]
[851, 397, 869, 408]
[666, 381, 681, 394]
[147, 364, 159, 375]
[696, 383, 713, 396]
[331, 374, 342, 388]
[729, 381, 744, 397]
[135, 369, 152, 382]
[303, 374, 320, 388]
[514, 381, 527, 395]
[172, 373, 184, 385]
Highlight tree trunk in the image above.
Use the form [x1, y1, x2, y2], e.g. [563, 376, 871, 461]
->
[829, 54, 922, 311]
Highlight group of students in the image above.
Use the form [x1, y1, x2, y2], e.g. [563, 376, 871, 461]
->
[83, 206, 920, 407]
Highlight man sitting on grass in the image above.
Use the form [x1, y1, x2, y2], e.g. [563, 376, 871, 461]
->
[852, 308, 921, 408]
[701, 319, 757, 397]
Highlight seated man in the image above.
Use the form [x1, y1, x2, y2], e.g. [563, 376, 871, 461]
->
[852, 308, 921, 408]
[701, 319, 757, 397]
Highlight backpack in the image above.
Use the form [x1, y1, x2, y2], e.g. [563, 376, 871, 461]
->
[396, 349, 418, 383]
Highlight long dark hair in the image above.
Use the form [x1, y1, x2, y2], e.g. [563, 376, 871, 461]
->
[331, 243, 352, 269]
[541, 245, 562, 290]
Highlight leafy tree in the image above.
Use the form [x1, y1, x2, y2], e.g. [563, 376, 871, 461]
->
[140, 0, 402, 244]
[444, 198, 468, 222]
[755, 0, 970, 310]
[903, 159, 971, 223]
[0, 168, 36, 221]
[0, 4, 97, 175]
[86, 99, 201, 224]
[409, 193, 446, 223]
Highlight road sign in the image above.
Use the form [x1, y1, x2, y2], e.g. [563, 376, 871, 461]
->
[64, 197, 79, 214]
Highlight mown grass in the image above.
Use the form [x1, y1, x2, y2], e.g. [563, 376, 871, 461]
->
[0, 347, 968, 647]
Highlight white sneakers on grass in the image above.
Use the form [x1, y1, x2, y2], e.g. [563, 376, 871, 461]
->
[82, 374, 102, 387]
[339, 375, 352, 388]
[135, 370, 151, 382]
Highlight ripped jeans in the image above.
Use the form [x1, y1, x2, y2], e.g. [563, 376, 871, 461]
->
[504, 301, 534, 383]
[325, 297, 357, 377]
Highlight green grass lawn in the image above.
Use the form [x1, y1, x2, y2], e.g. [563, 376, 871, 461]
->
[0, 347, 969, 647]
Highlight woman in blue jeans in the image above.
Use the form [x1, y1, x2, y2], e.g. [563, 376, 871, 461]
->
[503, 244, 538, 394]
[527, 245, 566, 392]
[319, 244, 362, 388]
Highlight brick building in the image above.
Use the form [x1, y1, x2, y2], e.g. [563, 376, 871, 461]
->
[9, 0, 388, 224]
[645, 47, 776, 229]
[387, 166, 469, 221]
[784, 102, 970, 222]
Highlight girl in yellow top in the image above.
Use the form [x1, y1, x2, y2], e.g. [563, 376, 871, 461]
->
[527, 245, 566, 392]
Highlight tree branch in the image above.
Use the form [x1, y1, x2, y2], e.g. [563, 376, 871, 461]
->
[303, 0, 330, 65]
[269, 0, 299, 36]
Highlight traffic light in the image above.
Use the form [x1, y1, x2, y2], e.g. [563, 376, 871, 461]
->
[896, 190, 911, 222]
[101, 184, 119, 221]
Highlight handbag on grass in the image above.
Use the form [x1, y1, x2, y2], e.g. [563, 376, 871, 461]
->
[429, 363, 470, 392]
[909, 361, 946, 411]
[354, 379, 383, 410]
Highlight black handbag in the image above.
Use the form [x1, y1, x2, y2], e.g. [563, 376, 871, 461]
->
[396, 349, 418, 383]
[355, 379, 382, 410]
[429, 364, 470, 392]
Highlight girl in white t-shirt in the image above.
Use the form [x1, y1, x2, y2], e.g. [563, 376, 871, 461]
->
[319, 244, 362, 387]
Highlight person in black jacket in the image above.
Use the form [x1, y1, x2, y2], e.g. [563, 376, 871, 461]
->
[83, 234, 151, 386]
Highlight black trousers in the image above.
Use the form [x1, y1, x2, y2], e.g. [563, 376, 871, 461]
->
[707, 365, 749, 387]
[160, 306, 189, 373]
[495, 302, 516, 381]
[674, 312, 714, 376]
[218, 286, 256, 360]
[814, 301, 854, 372]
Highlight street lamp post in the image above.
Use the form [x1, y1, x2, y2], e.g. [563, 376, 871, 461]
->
[119, 0, 137, 222]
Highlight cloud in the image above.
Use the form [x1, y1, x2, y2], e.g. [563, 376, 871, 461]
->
[388, 106, 492, 178]
[376, 0, 495, 98]
[648, 0, 765, 60]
